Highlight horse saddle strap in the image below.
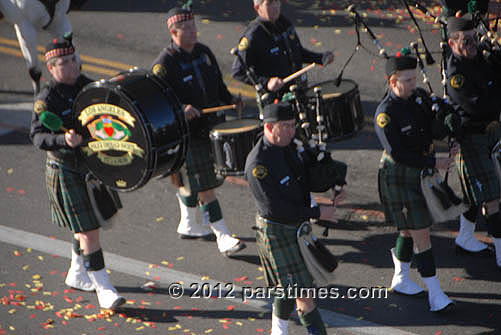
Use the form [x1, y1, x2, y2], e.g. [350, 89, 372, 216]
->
[40, 0, 60, 29]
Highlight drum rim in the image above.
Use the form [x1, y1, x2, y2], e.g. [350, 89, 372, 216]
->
[305, 79, 358, 97]
[210, 118, 261, 136]
[73, 79, 154, 192]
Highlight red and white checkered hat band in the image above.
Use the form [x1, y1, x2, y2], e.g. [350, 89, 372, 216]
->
[45, 46, 75, 61]
[167, 13, 193, 28]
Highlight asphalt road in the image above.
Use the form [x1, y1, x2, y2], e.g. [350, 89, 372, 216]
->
[0, 1, 500, 334]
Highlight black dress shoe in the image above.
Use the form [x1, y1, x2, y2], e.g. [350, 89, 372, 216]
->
[455, 244, 494, 257]
[178, 233, 216, 241]
[435, 302, 456, 314]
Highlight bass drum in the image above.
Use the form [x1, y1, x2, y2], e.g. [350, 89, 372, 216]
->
[305, 79, 364, 141]
[73, 68, 189, 192]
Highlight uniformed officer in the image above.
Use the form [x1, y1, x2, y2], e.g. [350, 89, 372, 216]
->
[375, 52, 458, 312]
[151, 4, 246, 256]
[232, 0, 334, 106]
[30, 34, 125, 310]
[244, 102, 338, 335]
[446, 14, 501, 267]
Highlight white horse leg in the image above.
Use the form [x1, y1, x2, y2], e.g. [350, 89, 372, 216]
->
[14, 21, 41, 95]
[47, 1, 81, 67]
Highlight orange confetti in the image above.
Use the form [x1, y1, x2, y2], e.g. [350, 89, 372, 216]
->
[13, 250, 21, 256]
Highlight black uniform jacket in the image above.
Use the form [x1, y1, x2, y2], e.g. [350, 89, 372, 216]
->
[375, 89, 450, 169]
[30, 75, 93, 163]
[152, 42, 233, 139]
[446, 52, 501, 133]
[232, 15, 323, 93]
[244, 136, 321, 224]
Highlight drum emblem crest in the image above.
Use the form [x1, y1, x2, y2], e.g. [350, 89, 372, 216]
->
[78, 104, 145, 166]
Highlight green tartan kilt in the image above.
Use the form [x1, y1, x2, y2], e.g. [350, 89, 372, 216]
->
[182, 138, 224, 193]
[378, 154, 432, 230]
[45, 161, 101, 233]
[255, 217, 314, 288]
[457, 133, 501, 206]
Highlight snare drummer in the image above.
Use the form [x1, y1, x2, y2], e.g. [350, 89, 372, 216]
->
[375, 51, 458, 312]
[151, 3, 246, 256]
[446, 14, 501, 267]
[30, 34, 125, 310]
[232, 0, 334, 103]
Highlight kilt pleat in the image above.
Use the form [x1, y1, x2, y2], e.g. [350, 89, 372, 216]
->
[378, 154, 432, 230]
[457, 133, 500, 205]
[255, 218, 313, 288]
[45, 161, 100, 233]
[183, 138, 224, 193]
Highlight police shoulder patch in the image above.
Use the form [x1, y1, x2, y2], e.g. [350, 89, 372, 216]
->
[377, 113, 391, 128]
[450, 74, 464, 89]
[34, 100, 47, 115]
[152, 63, 167, 78]
[252, 165, 268, 179]
[238, 37, 249, 51]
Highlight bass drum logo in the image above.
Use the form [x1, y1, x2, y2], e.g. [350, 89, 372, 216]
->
[78, 103, 145, 166]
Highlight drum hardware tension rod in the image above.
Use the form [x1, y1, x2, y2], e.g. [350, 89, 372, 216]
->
[202, 104, 237, 114]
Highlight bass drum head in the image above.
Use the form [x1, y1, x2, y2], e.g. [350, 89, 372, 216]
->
[73, 79, 153, 191]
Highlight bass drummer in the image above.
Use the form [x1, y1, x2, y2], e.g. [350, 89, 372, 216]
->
[151, 2, 246, 257]
[30, 34, 125, 310]
[232, 0, 334, 107]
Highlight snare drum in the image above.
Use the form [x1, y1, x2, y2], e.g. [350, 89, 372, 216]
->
[210, 119, 261, 176]
[305, 79, 364, 140]
[73, 68, 189, 191]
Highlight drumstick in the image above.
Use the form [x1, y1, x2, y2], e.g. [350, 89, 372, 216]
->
[202, 104, 237, 114]
[322, 92, 343, 100]
[282, 63, 317, 84]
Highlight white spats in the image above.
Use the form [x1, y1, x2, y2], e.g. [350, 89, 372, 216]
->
[271, 313, 289, 335]
[87, 269, 125, 309]
[65, 248, 94, 292]
[390, 248, 424, 295]
[422, 275, 454, 312]
[455, 214, 488, 252]
[176, 193, 212, 237]
[209, 219, 246, 256]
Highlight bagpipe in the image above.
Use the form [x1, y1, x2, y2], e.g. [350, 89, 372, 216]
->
[406, 41, 468, 222]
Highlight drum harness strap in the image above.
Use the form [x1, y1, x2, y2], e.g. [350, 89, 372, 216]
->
[168, 44, 210, 107]
[255, 18, 299, 74]
[179, 56, 208, 106]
